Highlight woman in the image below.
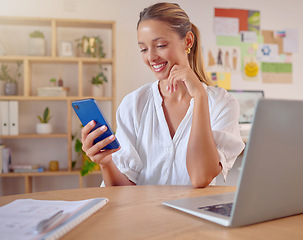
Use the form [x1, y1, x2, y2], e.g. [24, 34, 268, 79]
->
[81, 2, 245, 188]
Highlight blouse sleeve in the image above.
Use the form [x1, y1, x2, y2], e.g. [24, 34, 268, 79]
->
[110, 95, 143, 184]
[208, 88, 245, 181]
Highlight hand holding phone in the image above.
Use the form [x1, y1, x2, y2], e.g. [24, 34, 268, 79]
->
[72, 99, 120, 150]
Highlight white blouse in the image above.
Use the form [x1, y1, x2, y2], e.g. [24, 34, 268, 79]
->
[110, 81, 245, 186]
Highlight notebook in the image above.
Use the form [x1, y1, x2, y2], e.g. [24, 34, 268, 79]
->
[163, 99, 303, 227]
[0, 197, 108, 240]
[228, 90, 264, 141]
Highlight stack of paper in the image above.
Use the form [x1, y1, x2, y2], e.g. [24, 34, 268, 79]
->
[0, 198, 108, 240]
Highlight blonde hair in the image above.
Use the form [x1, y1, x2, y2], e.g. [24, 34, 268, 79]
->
[137, 2, 213, 86]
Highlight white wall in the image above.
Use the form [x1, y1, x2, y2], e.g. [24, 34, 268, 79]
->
[1, 0, 302, 105]
[0, 0, 302, 194]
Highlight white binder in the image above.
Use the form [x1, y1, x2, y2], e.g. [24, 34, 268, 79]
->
[2, 147, 10, 173]
[0, 102, 2, 135]
[1, 101, 9, 135]
[9, 101, 19, 135]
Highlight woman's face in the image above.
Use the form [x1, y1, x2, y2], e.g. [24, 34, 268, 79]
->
[137, 20, 189, 81]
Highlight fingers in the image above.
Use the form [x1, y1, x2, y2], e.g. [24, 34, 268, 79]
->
[88, 146, 121, 165]
[166, 65, 202, 97]
[167, 65, 183, 93]
[81, 121, 120, 165]
[81, 120, 96, 150]
[85, 133, 117, 157]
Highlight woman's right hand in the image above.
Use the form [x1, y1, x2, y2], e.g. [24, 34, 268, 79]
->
[81, 120, 120, 166]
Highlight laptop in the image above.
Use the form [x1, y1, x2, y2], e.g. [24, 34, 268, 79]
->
[163, 99, 303, 227]
[228, 90, 264, 141]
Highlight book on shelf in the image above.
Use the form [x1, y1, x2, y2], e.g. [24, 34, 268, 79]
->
[13, 167, 44, 173]
[0, 197, 108, 240]
[10, 164, 41, 172]
[0, 145, 11, 173]
[0, 145, 4, 173]
[11, 164, 41, 170]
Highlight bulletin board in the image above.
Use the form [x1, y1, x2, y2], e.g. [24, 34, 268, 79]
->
[204, 7, 298, 90]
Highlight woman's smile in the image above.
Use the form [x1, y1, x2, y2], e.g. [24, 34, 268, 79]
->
[152, 62, 168, 72]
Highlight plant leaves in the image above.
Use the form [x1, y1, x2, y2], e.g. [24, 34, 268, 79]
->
[80, 159, 96, 176]
[75, 139, 83, 153]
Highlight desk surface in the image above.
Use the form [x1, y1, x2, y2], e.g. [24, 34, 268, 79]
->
[0, 185, 302, 240]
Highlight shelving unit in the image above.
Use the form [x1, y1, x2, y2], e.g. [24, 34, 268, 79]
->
[0, 16, 116, 194]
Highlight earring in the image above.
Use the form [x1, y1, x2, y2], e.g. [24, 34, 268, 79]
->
[187, 48, 191, 54]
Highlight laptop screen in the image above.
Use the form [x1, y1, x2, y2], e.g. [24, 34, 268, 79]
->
[228, 90, 264, 124]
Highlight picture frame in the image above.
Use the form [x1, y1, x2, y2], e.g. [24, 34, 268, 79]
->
[60, 41, 73, 57]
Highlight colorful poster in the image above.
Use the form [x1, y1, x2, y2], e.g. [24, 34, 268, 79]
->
[243, 56, 259, 81]
[216, 35, 264, 70]
[262, 62, 292, 84]
[262, 30, 288, 55]
[241, 31, 257, 43]
[215, 8, 260, 34]
[207, 72, 231, 90]
[247, 10, 260, 34]
[214, 17, 239, 36]
[215, 8, 249, 32]
[205, 46, 241, 72]
[256, 44, 280, 62]
[283, 29, 299, 53]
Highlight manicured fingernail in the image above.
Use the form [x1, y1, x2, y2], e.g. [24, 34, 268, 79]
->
[109, 135, 115, 140]
[100, 125, 107, 131]
[89, 120, 94, 126]
[166, 86, 169, 91]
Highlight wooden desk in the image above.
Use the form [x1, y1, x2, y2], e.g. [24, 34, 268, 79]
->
[0, 185, 302, 240]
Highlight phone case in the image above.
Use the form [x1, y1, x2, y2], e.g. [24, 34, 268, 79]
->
[72, 99, 120, 150]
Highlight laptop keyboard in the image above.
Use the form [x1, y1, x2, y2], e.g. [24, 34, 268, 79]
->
[198, 202, 233, 217]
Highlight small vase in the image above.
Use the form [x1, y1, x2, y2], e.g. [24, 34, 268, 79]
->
[4, 82, 18, 95]
[92, 84, 104, 97]
[28, 38, 46, 56]
[36, 123, 53, 134]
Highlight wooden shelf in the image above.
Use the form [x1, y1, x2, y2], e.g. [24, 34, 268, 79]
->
[0, 96, 114, 101]
[0, 16, 116, 195]
[0, 133, 68, 139]
[0, 170, 101, 177]
[0, 56, 113, 63]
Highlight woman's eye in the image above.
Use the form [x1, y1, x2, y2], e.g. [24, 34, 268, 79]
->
[157, 44, 166, 48]
[140, 48, 147, 53]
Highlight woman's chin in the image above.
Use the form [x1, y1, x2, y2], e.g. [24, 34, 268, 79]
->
[153, 72, 169, 81]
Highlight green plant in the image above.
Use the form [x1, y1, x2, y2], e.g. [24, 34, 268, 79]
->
[75, 36, 106, 58]
[91, 65, 108, 85]
[49, 78, 56, 86]
[29, 30, 45, 38]
[13, 61, 22, 84]
[37, 107, 51, 123]
[0, 62, 23, 83]
[74, 137, 97, 176]
[0, 64, 13, 82]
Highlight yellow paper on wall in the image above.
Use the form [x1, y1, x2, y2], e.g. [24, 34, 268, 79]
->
[207, 72, 231, 90]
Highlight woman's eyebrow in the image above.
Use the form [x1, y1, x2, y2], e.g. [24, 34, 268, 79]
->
[138, 37, 166, 45]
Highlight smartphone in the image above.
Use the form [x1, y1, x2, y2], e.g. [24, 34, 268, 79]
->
[72, 98, 120, 150]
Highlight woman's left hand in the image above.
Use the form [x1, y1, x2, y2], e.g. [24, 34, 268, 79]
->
[167, 65, 206, 98]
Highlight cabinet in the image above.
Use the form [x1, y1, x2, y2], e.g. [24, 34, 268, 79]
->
[0, 16, 116, 194]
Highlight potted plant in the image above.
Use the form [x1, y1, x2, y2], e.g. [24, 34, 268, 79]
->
[0, 62, 21, 96]
[91, 65, 108, 97]
[36, 107, 53, 134]
[75, 35, 106, 58]
[0, 64, 11, 95]
[28, 30, 46, 56]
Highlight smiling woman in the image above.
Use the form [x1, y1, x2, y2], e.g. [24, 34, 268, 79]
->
[80, 2, 245, 188]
